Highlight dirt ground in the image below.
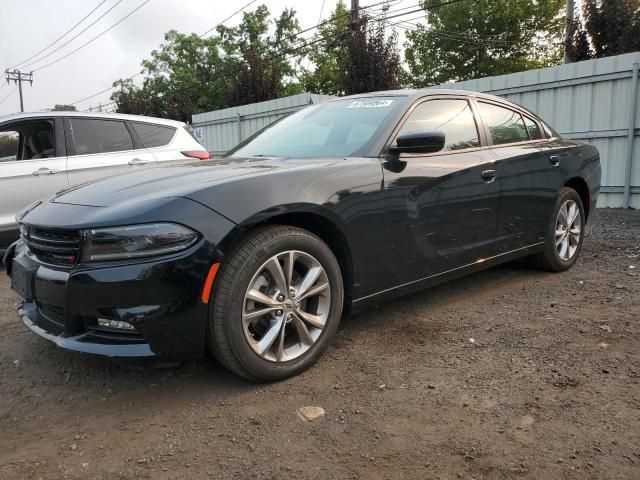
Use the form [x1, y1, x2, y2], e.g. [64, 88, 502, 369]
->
[0, 209, 638, 480]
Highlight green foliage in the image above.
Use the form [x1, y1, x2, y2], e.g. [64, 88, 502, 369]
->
[218, 5, 301, 106]
[566, 0, 640, 61]
[404, 0, 565, 87]
[51, 104, 77, 111]
[300, 1, 350, 95]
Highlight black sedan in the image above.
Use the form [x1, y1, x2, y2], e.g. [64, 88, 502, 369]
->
[4, 90, 601, 381]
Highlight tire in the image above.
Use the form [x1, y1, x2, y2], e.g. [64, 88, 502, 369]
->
[208, 225, 344, 382]
[532, 187, 585, 272]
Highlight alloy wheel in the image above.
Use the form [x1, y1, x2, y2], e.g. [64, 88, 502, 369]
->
[555, 199, 581, 261]
[242, 250, 331, 362]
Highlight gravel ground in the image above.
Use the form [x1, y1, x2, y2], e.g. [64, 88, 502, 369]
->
[0, 208, 638, 480]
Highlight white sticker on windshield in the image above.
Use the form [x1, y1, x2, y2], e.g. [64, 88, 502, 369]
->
[347, 99, 394, 109]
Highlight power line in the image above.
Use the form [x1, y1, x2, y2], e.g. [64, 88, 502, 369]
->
[200, 0, 260, 38]
[32, 0, 153, 73]
[0, 87, 18, 107]
[9, 0, 109, 70]
[20, 0, 125, 70]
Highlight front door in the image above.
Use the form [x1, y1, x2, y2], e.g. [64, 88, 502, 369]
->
[382, 97, 500, 288]
[0, 118, 68, 237]
[65, 117, 156, 186]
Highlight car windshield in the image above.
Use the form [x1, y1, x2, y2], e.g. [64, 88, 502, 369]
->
[230, 97, 404, 158]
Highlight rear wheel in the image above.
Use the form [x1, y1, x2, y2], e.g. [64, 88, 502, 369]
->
[532, 187, 585, 272]
[208, 225, 343, 382]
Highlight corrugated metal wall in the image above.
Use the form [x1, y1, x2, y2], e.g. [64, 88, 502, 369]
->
[437, 52, 640, 208]
[191, 93, 336, 156]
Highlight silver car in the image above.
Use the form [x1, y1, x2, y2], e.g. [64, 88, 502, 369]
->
[0, 112, 210, 246]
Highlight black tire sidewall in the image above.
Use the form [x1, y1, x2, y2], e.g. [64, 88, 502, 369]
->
[215, 230, 343, 381]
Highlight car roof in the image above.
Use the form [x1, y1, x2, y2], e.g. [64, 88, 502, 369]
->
[0, 111, 186, 127]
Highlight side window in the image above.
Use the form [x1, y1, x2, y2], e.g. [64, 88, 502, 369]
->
[70, 119, 133, 155]
[398, 99, 480, 151]
[478, 102, 529, 145]
[0, 131, 19, 162]
[523, 116, 543, 140]
[0, 120, 55, 161]
[131, 122, 176, 148]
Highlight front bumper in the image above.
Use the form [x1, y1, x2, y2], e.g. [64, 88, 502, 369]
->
[8, 241, 216, 360]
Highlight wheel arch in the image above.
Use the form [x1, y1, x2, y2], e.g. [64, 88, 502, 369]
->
[565, 177, 591, 219]
[218, 205, 355, 310]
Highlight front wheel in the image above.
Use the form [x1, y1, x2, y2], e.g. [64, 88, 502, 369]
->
[208, 225, 344, 382]
[532, 186, 585, 272]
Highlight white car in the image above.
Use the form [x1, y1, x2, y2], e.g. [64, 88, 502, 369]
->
[0, 112, 210, 246]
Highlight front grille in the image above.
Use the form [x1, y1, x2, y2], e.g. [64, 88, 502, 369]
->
[21, 225, 81, 268]
[37, 302, 65, 325]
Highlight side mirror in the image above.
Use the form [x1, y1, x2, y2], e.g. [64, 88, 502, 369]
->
[390, 130, 445, 155]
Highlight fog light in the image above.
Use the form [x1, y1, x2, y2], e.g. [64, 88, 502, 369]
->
[97, 318, 135, 330]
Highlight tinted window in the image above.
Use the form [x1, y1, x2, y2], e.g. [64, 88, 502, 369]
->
[523, 116, 542, 140]
[0, 120, 55, 161]
[478, 102, 529, 145]
[70, 119, 133, 155]
[0, 131, 19, 161]
[231, 97, 404, 158]
[132, 122, 176, 148]
[398, 99, 480, 151]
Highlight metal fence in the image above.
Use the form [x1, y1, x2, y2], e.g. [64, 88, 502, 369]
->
[192, 53, 640, 208]
[437, 52, 640, 208]
[191, 93, 336, 157]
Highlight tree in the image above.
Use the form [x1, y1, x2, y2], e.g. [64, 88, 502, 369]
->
[111, 5, 303, 119]
[300, 1, 350, 95]
[218, 5, 302, 106]
[112, 30, 229, 122]
[404, 0, 564, 87]
[344, 15, 401, 94]
[51, 104, 77, 111]
[566, 0, 640, 62]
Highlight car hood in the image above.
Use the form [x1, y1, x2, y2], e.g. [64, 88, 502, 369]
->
[51, 157, 339, 208]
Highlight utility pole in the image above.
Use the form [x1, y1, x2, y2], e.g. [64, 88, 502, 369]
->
[564, 0, 576, 64]
[350, 0, 360, 30]
[5, 69, 33, 112]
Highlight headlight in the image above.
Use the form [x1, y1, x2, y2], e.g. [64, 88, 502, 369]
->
[81, 223, 199, 262]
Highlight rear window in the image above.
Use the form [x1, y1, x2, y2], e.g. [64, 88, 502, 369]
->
[523, 116, 543, 140]
[132, 122, 176, 148]
[70, 119, 133, 155]
[478, 102, 529, 145]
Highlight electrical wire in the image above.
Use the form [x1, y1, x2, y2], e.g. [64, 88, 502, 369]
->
[0, 87, 18, 107]
[9, 0, 109, 70]
[32, 0, 153, 73]
[20, 0, 125, 70]
[199, 0, 260, 38]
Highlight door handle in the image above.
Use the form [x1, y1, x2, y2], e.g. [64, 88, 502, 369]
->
[481, 169, 497, 183]
[128, 158, 148, 166]
[549, 155, 561, 166]
[32, 167, 59, 176]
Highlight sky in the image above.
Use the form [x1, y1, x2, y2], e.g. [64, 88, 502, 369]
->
[0, 0, 415, 116]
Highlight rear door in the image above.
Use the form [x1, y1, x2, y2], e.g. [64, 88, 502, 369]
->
[65, 117, 157, 185]
[0, 118, 68, 236]
[475, 100, 564, 252]
[382, 96, 501, 287]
